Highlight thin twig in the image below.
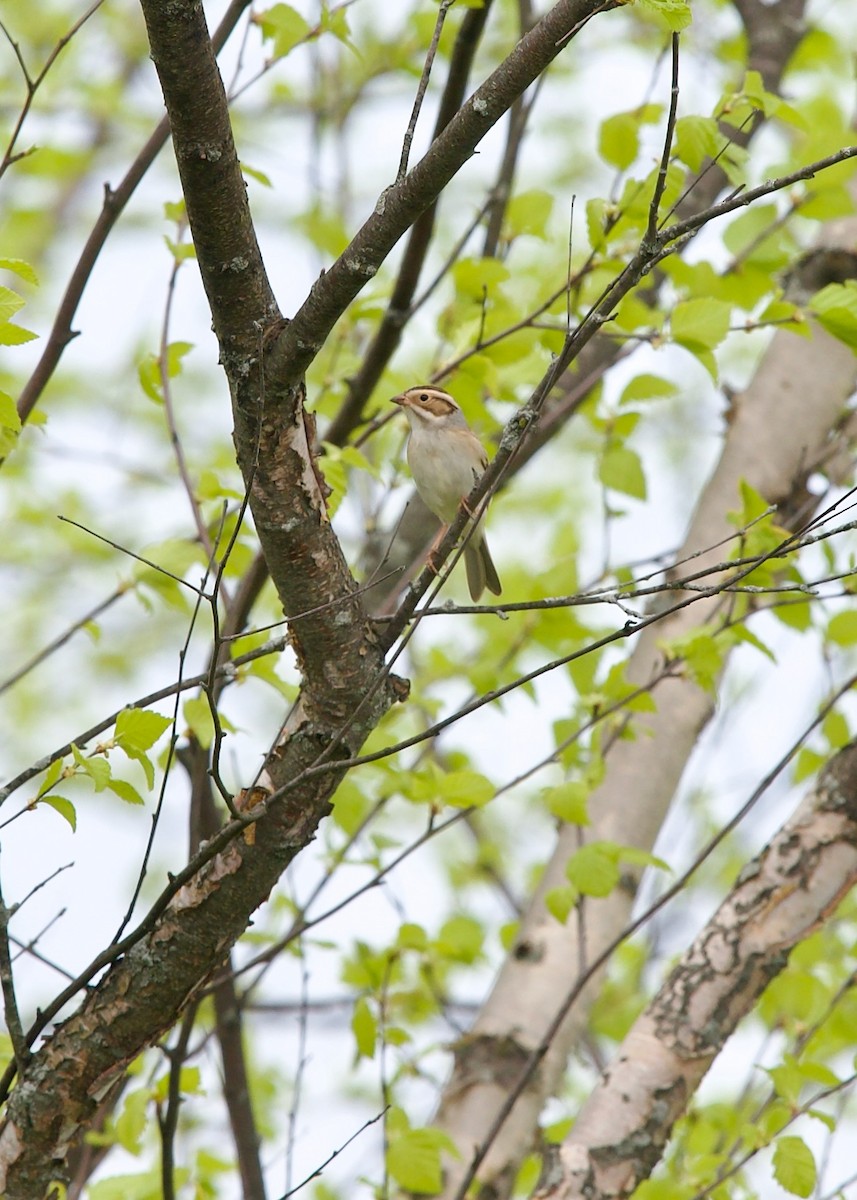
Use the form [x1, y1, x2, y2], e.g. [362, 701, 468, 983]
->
[644, 33, 680, 249]
[273, 1108, 388, 1200]
[285, 928, 311, 1197]
[158, 1005, 198, 1200]
[158, 232, 220, 566]
[397, 0, 455, 181]
[0, 0, 105, 178]
[0, 860, 29, 1074]
[0, 585, 128, 697]
[56, 516, 206, 596]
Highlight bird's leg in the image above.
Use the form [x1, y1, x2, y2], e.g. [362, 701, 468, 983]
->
[425, 523, 449, 574]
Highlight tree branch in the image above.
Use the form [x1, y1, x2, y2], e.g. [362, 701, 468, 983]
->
[267, 0, 618, 394]
[539, 740, 857, 1200]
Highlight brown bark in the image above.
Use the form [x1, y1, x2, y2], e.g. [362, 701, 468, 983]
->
[0, 0, 628, 1194]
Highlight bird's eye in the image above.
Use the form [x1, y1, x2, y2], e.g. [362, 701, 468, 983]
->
[419, 393, 429, 402]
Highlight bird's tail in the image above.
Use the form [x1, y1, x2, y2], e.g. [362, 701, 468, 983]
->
[465, 534, 501, 602]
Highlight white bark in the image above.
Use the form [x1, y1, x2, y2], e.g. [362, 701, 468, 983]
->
[537, 739, 857, 1200]
[434, 214, 857, 1198]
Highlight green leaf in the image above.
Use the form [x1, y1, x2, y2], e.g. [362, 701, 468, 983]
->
[599, 113, 639, 170]
[772, 1136, 816, 1198]
[0, 285, 25, 321]
[115, 708, 172, 754]
[132, 537, 204, 586]
[351, 997, 376, 1059]
[407, 763, 494, 810]
[822, 709, 850, 749]
[106, 778, 146, 806]
[71, 743, 111, 792]
[514, 1154, 543, 1197]
[88, 1167, 184, 1199]
[734, 478, 774, 524]
[321, 442, 379, 516]
[255, 3, 311, 58]
[437, 769, 494, 809]
[659, 625, 723, 691]
[165, 340, 193, 375]
[40, 796, 77, 831]
[0, 389, 22, 455]
[137, 355, 162, 402]
[544, 781, 589, 824]
[619, 374, 679, 404]
[614, 845, 670, 873]
[163, 236, 196, 263]
[452, 257, 510, 300]
[674, 115, 721, 173]
[293, 204, 350, 257]
[330, 778, 369, 834]
[114, 1088, 149, 1154]
[435, 915, 483, 963]
[811, 282, 857, 349]
[387, 1126, 458, 1194]
[730, 624, 776, 663]
[183, 695, 215, 750]
[565, 843, 620, 898]
[635, 0, 692, 31]
[396, 922, 428, 952]
[163, 199, 185, 223]
[39, 756, 66, 796]
[545, 884, 577, 924]
[0, 257, 39, 286]
[0, 320, 37, 345]
[241, 162, 273, 188]
[320, 0, 357, 49]
[599, 445, 647, 500]
[671, 297, 732, 351]
[827, 611, 857, 646]
[505, 189, 553, 240]
[793, 747, 826, 783]
[772, 595, 812, 632]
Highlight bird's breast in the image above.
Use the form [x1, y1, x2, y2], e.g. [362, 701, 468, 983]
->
[407, 427, 481, 524]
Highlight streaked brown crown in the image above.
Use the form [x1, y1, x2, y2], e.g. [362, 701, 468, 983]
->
[391, 386, 460, 418]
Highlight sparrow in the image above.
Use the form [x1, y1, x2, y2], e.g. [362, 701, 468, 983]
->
[391, 385, 502, 602]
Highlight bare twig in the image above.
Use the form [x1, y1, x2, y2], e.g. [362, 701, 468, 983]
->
[0, 863, 29, 1074]
[273, 1108, 388, 1200]
[644, 33, 680, 249]
[0, 0, 105, 178]
[397, 0, 455, 181]
[158, 1006, 197, 1200]
[0, 585, 128, 697]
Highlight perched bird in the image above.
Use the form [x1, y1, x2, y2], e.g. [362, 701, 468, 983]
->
[391, 385, 502, 602]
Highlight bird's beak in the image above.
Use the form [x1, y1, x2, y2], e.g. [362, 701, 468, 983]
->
[390, 394, 406, 407]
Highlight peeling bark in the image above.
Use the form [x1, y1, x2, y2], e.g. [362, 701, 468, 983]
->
[538, 741, 857, 1200]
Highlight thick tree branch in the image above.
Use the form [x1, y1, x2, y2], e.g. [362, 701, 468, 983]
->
[326, 0, 495, 445]
[267, 0, 618, 393]
[0, 0, 401, 1191]
[538, 739, 857, 1200]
